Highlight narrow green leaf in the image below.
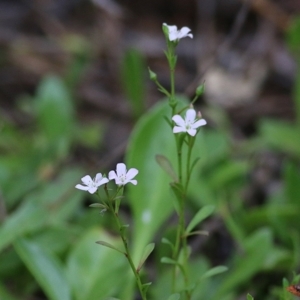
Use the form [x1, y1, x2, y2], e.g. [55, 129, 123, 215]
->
[14, 238, 71, 300]
[96, 241, 125, 255]
[161, 257, 178, 265]
[200, 265, 228, 280]
[89, 203, 107, 209]
[167, 293, 180, 300]
[142, 282, 152, 294]
[186, 205, 215, 234]
[137, 243, 155, 272]
[155, 154, 178, 181]
[184, 230, 209, 238]
[162, 237, 175, 251]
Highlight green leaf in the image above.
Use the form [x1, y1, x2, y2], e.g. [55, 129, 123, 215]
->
[155, 154, 178, 181]
[162, 237, 175, 251]
[126, 100, 188, 263]
[14, 238, 71, 300]
[142, 282, 152, 294]
[34, 75, 75, 159]
[161, 257, 178, 265]
[89, 203, 108, 209]
[167, 293, 181, 300]
[137, 243, 155, 272]
[186, 205, 215, 234]
[121, 48, 146, 117]
[66, 228, 127, 300]
[96, 241, 125, 255]
[247, 293, 254, 300]
[199, 265, 228, 280]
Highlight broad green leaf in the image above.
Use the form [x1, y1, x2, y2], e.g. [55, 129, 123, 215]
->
[186, 205, 215, 234]
[137, 243, 155, 272]
[161, 257, 178, 265]
[66, 228, 127, 300]
[14, 238, 71, 300]
[126, 101, 183, 263]
[199, 265, 228, 280]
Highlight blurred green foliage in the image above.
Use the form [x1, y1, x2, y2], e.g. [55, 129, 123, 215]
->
[1, 17, 300, 299]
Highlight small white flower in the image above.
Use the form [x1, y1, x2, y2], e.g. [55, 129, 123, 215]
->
[172, 109, 207, 136]
[163, 23, 193, 42]
[75, 173, 109, 194]
[109, 163, 138, 186]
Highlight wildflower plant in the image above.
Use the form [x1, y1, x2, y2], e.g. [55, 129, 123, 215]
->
[76, 23, 227, 300]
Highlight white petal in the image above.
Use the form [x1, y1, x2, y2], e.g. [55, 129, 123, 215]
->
[178, 27, 192, 39]
[187, 129, 197, 136]
[173, 126, 186, 133]
[88, 186, 97, 194]
[81, 175, 92, 185]
[192, 119, 207, 129]
[172, 115, 185, 127]
[126, 168, 138, 181]
[95, 173, 103, 183]
[169, 32, 179, 41]
[116, 163, 126, 177]
[75, 184, 90, 191]
[185, 109, 196, 123]
[98, 177, 109, 186]
[128, 179, 137, 185]
[108, 170, 117, 180]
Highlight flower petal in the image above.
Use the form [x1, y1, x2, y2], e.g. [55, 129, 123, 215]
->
[128, 179, 137, 185]
[126, 168, 138, 181]
[185, 109, 196, 123]
[108, 170, 117, 180]
[178, 27, 192, 39]
[98, 177, 109, 186]
[173, 126, 186, 133]
[172, 115, 185, 127]
[116, 163, 126, 177]
[192, 119, 207, 129]
[88, 186, 98, 194]
[95, 173, 103, 183]
[187, 128, 197, 136]
[75, 184, 90, 191]
[81, 175, 92, 185]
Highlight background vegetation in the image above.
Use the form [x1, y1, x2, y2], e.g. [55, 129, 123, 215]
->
[0, 0, 300, 299]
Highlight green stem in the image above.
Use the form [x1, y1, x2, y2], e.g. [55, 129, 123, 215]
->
[104, 187, 147, 300]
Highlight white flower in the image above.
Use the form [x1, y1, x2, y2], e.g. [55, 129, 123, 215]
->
[172, 109, 207, 136]
[163, 23, 193, 42]
[75, 173, 109, 194]
[109, 163, 138, 186]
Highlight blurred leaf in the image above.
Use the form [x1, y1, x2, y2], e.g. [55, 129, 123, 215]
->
[66, 228, 127, 300]
[137, 243, 155, 272]
[0, 281, 18, 300]
[167, 293, 180, 300]
[121, 48, 146, 118]
[284, 160, 300, 204]
[259, 119, 300, 158]
[126, 100, 186, 263]
[34, 75, 75, 159]
[0, 168, 82, 253]
[185, 205, 215, 234]
[247, 294, 254, 300]
[199, 265, 228, 280]
[286, 17, 300, 53]
[14, 238, 71, 300]
[155, 154, 178, 181]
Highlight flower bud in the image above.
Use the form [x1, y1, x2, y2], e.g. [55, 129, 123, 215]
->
[196, 84, 205, 96]
[148, 68, 157, 81]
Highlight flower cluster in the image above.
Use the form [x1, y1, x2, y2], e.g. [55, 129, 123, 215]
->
[172, 108, 207, 136]
[75, 163, 138, 194]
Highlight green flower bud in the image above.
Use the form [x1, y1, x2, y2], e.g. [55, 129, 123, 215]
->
[196, 84, 205, 96]
[148, 68, 157, 81]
